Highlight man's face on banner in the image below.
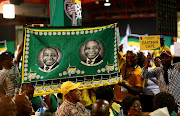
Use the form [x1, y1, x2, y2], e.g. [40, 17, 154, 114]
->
[42, 48, 58, 66]
[84, 40, 101, 59]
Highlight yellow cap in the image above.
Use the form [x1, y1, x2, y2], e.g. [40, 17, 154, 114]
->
[61, 81, 80, 95]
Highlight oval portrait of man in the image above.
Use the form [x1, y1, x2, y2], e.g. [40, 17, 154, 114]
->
[37, 46, 63, 72]
[79, 39, 106, 66]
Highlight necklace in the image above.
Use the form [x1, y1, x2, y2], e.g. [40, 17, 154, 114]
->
[4, 68, 20, 87]
[124, 65, 137, 80]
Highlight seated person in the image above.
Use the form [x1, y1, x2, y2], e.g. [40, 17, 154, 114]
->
[121, 96, 142, 116]
[153, 92, 177, 116]
[96, 86, 121, 116]
[91, 99, 110, 116]
[0, 95, 17, 116]
[14, 93, 33, 116]
[55, 81, 90, 116]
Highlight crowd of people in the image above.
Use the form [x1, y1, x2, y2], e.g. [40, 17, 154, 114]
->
[0, 35, 180, 116]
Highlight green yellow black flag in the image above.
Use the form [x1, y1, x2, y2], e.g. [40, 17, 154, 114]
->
[0, 40, 7, 53]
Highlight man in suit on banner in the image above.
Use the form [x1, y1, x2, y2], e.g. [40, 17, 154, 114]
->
[40, 47, 59, 72]
[83, 40, 103, 66]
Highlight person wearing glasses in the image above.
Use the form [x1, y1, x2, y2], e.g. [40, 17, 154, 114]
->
[121, 96, 142, 116]
[114, 51, 144, 103]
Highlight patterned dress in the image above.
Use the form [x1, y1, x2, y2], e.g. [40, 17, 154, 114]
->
[55, 100, 90, 116]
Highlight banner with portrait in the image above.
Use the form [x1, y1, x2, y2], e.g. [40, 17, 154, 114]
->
[22, 23, 120, 96]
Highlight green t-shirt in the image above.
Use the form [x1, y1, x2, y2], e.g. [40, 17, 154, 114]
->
[171, 111, 177, 116]
[31, 96, 41, 104]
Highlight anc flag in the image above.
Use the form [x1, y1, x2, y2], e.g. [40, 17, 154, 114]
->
[22, 23, 120, 96]
[50, 0, 82, 26]
[0, 40, 7, 53]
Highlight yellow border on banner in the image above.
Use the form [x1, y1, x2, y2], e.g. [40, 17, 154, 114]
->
[0, 47, 6, 51]
[33, 79, 119, 97]
[22, 27, 27, 83]
[26, 23, 117, 32]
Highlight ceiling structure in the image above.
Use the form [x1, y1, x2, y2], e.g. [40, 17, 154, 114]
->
[0, 0, 49, 25]
[82, 0, 157, 22]
[0, 0, 179, 25]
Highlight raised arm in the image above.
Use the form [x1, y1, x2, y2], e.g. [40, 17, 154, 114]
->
[118, 82, 142, 95]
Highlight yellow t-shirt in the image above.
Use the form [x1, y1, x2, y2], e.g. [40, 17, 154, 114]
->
[80, 89, 92, 107]
[152, 45, 170, 58]
[117, 52, 126, 71]
[114, 64, 144, 102]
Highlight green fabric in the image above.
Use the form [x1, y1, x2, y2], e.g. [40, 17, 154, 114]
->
[111, 107, 118, 116]
[7, 41, 15, 54]
[49, 0, 82, 26]
[0, 41, 6, 50]
[31, 96, 41, 104]
[171, 111, 177, 116]
[50, 0, 64, 26]
[164, 36, 172, 48]
[49, 94, 58, 113]
[22, 24, 118, 84]
[0, 41, 15, 54]
[87, 109, 91, 113]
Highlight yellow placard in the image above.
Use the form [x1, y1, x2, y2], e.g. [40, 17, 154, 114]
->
[139, 35, 160, 50]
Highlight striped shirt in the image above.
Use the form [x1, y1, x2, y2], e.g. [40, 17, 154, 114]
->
[142, 62, 180, 103]
[0, 67, 20, 96]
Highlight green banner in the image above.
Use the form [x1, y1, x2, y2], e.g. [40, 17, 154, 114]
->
[0, 40, 15, 54]
[50, 0, 82, 26]
[22, 23, 120, 96]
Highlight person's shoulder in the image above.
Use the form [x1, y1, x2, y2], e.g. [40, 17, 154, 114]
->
[94, 55, 103, 63]
[40, 66, 44, 69]
[50, 62, 59, 71]
[77, 102, 84, 105]
[96, 55, 103, 60]
[56, 102, 68, 111]
[77, 102, 86, 108]
[173, 62, 180, 69]
[0, 70, 6, 84]
[134, 66, 142, 72]
[55, 107, 68, 116]
[98, 55, 103, 59]
[54, 62, 59, 67]
[0, 69, 6, 76]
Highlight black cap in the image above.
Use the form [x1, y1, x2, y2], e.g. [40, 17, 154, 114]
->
[0, 52, 14, 62]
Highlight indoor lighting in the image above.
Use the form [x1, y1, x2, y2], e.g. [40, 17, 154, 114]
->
[104, 2, 111, 6]
[3, 4, 15, 19]
[95, 1, 99, 4]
